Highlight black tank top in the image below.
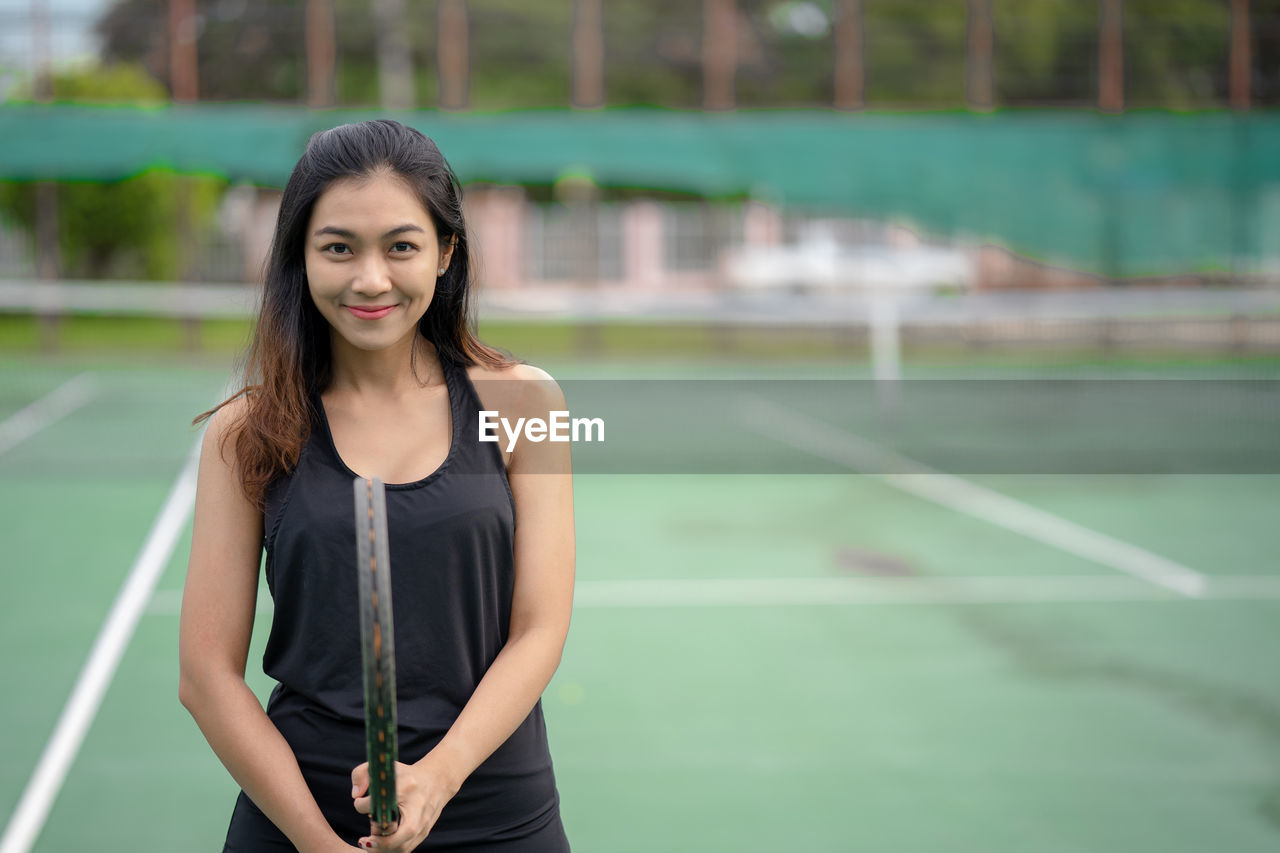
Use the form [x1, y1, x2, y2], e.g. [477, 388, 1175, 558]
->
[257, 359, 565, 846]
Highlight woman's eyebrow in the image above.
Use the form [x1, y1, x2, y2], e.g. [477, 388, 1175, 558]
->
[312, 224, 427, 239]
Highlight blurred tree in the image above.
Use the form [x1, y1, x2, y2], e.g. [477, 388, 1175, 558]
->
[90, 0, 1274, 109]
[863, 0, 968, 106]
[738, 0, 836, 107]
[0, 63, 225, 280]
[603, 0, 703, 107]
[994, 0, 1097, 105]
[996, 0, 1243, 108]
[1259, 0, 1280, 105]
[98, 0, 307, 102]
[1126, 0, 1230, 107]
[466, 0, 573, 108]
[95, 0, 573, 108]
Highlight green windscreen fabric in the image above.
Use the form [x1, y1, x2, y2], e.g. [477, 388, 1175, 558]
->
[1, 103, 1277, 277]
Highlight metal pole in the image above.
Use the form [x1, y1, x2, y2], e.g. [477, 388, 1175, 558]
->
[1099, 0, 1124, 113]
[169, 0, 202, 347]
[306, 0, 336, 108]
[572, 0, 604, 109]
[31, 0, 58, 349]
[374, 0, 415, 110]
[169, 0, 199, 102]
[438, 0, 470, 110]
[966, 0, 994, 111]
[1229, 0, 1251, 111]
[833, 0, 864, 110]
[702, 0, 736, 111]
[1229, 1, 1253, 281]
[1098, 0, 1124, 280]
[31, 0, 51, 100]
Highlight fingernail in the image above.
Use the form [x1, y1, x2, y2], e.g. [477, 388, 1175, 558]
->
[352, 785, 358, 796]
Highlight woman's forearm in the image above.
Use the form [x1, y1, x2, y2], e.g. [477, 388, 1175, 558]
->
[181, 676, 346, 853]
[427, 627, 567, 791]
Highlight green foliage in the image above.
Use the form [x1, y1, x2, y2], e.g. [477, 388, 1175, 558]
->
[1126, 0, 1230, 107]
[85, 0, 1276, 110]
[468, 0, 573, 108]
[602, 0, 703, 108]
[98, 0, 305, 103]
[863, 0, 969, 106]
[0, 62, 225, 280]
[995, 0, 1098, 104]
[736, 1, 835, 106]
[43, 61, 168, 103]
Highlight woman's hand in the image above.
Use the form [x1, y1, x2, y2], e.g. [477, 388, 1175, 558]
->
[350, 753, 462, 851]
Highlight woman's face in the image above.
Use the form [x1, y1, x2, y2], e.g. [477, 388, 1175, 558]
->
[304, 170, 455, 354]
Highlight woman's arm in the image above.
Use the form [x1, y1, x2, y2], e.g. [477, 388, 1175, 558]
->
[354, 367, 575, 852]
[179, 403, 354, 853]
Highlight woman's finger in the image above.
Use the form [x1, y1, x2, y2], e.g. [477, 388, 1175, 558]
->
[350, 762, 370, 797]
[359, 814, 427, 851]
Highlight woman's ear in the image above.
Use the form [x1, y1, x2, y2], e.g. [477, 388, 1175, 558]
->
[438, 235, 458, 275]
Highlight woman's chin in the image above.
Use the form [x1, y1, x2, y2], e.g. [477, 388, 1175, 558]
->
[334, 324, 423, 354]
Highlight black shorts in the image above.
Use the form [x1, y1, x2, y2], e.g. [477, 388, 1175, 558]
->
[222, 790, 571, 852]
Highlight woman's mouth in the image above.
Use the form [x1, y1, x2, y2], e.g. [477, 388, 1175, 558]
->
[346, 304, 396, 320]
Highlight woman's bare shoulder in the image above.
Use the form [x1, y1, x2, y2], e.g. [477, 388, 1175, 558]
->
[466, 361, 564, 412]
[201, 394, 253, 466]
[465, 361, 554, 382]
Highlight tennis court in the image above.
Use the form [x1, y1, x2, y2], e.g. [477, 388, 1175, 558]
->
[2, 353, 1279, 852]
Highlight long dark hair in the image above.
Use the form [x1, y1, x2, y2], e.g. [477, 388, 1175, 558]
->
[197, 119, 510, 507]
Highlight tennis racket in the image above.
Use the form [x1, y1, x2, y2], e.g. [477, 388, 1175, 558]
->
[353, 476, 399, 836]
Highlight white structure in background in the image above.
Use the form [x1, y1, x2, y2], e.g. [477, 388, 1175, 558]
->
[722, 219, 974, 293]
[724, 220, 976, 409]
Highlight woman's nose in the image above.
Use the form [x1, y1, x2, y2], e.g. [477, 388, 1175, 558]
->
[351, 257, 393, 295]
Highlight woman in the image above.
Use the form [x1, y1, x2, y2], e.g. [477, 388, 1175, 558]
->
[180, 119, 574, 852]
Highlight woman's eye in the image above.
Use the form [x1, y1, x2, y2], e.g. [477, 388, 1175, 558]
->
[320, 242, 415, 255]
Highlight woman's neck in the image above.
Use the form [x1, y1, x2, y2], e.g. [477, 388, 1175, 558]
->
[327, 331, 442, 397]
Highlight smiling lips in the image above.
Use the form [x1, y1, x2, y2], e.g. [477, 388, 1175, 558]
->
[346, 304, 396, 320]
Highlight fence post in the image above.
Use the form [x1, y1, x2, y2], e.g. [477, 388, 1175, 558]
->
[623, 201, 665, 290]
[833, 0, 864, 110]
[966, 0, 994, 111]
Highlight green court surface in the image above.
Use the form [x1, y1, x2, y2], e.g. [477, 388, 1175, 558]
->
[1, 354, 1279, 852]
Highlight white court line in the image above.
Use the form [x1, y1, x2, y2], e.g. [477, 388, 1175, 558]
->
[742, 396, 1208, 599]
[0, 373, 96, 457]
[0, 435, 202, 853]
[144, 574, 1280, 614]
